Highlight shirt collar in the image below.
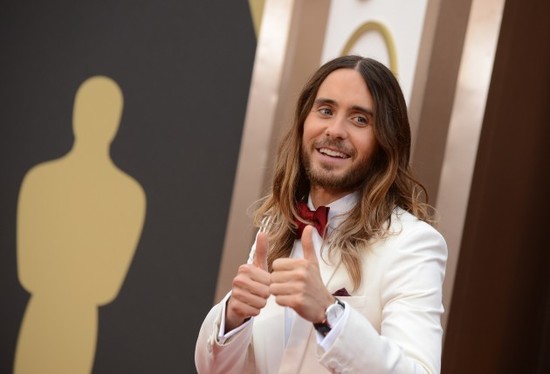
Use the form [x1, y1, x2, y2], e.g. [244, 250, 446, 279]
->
[307, 191, 360, 230]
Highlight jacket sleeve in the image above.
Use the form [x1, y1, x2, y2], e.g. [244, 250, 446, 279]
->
[318, 219, 448, 373]
[194, 294, 256, 373]
[195, 233, 262, 374]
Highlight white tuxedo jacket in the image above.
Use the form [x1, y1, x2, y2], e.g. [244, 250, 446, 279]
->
[195, 205, 447, 374]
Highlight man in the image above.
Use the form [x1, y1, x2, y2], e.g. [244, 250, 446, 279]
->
[195, 56, 447, 373]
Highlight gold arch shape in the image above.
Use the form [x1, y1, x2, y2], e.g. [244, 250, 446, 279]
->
[341, 21, 398, 76]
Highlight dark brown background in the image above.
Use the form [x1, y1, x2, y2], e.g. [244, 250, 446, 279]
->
[442, 0, 550, 372]
[0, 1, 255, 372]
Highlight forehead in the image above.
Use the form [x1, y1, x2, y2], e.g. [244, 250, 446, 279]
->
[316, 68, 373, 107]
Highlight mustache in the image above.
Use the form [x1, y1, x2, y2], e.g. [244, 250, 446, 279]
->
[313, 138, 354, 156]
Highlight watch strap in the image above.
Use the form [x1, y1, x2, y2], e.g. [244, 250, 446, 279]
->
[313, 298, 345, 337]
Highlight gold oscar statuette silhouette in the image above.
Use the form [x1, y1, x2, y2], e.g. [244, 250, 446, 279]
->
[14, 76, 146, 374]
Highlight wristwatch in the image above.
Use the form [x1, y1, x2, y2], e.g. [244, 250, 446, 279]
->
[313, 298, 345, 337]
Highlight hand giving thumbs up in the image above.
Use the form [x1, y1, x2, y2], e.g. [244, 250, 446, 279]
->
[270, 225, 335, 323]
[226, 232, 271, 332]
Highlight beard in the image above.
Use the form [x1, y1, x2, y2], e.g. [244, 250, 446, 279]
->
[301, 139, 372, 193]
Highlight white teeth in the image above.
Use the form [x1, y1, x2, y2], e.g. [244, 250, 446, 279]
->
[319, 147, 348, 158]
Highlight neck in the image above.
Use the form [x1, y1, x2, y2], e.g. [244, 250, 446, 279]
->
[309, 185, 353, 208]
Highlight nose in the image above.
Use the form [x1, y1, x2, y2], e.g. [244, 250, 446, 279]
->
[324, 115, 347, 139]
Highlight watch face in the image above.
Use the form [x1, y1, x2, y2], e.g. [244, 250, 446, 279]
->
[326, 301, 345, 326]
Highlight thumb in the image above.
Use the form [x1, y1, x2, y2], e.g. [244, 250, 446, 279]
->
[253, 232, 269, 271]
[301, 225, 318, 264]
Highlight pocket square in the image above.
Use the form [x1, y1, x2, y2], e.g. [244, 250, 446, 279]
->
[332, 288, 351, 297]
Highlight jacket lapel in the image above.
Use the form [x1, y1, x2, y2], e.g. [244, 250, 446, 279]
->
[277, 314, 314, 373]
[253, 296, 285, 373]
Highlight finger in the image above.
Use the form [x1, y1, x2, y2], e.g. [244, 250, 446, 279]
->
[226, 296, 264, 329]
[301, 225, 318, 264]
[271, 258, 304, 271]
[270, 281, 300, 296]
[253, 232, 269, 271]
[231, 287, 269, 309]
[236, 264, 270, 287]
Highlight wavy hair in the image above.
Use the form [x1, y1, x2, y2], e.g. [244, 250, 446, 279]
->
[254, 56, 433, 289]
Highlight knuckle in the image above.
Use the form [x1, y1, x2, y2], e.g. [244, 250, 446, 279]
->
[296, 268, 307, 281]
[231, 288, 245, 302]
[258, 298, 268, 309]
[238, 264, 251, 274]
[232, 276, 245, 288]
[258, 286, 270, 299]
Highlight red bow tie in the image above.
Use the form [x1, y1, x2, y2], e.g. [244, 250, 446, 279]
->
[295, 201, 330, 238]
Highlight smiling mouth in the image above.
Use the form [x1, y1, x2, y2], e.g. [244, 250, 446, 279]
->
[318, 147, 350, 159]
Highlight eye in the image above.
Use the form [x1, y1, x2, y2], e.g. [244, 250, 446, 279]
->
[352, 114, 370, 126]
[318, 107, 333, 117]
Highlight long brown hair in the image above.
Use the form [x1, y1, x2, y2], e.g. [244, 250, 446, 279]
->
[254, 56, 432, 289]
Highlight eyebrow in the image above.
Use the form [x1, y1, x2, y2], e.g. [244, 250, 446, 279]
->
[314, 98, 374, 116]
